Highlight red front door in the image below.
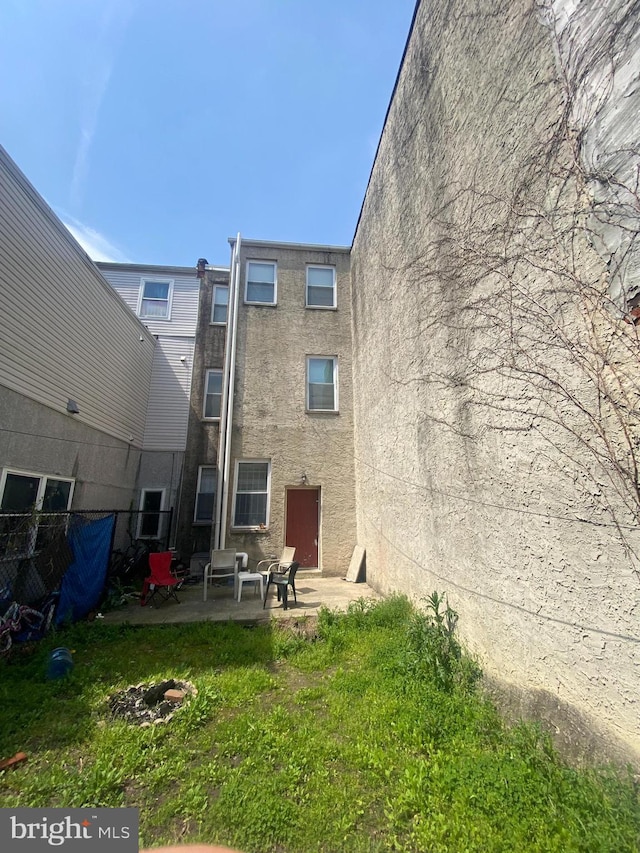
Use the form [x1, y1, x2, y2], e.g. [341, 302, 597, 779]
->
[286, 488, 319, 568]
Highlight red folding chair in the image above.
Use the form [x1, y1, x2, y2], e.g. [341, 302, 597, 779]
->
[141, 552, 182, 606]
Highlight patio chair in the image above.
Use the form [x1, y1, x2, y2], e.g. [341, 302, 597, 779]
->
[256, 546, 296, 578]
[141, 552, 181, 607]
[203, 549, 237, 601]
[263, 561, 300, 611]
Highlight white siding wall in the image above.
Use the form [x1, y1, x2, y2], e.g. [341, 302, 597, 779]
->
[143, 337, 195, 450]
[98, 264, 199, 452]
[0, 146, 154, 446]
[98, 265, 200, 337]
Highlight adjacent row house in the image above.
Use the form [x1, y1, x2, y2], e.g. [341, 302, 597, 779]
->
[97, 261, 201, 546]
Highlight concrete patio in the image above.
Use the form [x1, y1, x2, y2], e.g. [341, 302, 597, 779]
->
[99, 572, 381, 626]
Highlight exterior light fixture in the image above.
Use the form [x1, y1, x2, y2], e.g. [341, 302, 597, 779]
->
[66, 399, 80, 414]
[300, 472, 308, 485]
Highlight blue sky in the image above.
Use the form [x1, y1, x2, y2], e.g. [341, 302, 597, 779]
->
[0, 1, 415, 267]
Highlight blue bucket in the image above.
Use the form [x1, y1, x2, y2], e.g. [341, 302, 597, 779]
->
[47, 647, 73, 680]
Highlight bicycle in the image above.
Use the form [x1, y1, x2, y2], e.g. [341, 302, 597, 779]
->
[108, 535, 159, 585]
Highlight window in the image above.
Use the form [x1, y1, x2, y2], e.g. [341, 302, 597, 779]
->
[137, 489, 165, 539]
[307, 357, 338, 411]
[138, 278, 173, 319]
[0, 470, 74, 513]
[194, 467, 217, 523]
[211, 284, 229, 324]
[245, 261, 276, 305]
[203, 369, 223, 419]
[306, 265, 336, 308]
[0, 469, 74, 556]
[232, 460, 270, 528]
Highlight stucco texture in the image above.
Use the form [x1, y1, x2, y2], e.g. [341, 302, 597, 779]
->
[176, 268, 228, 557]
[351, 0, 639, 761]
[0, 385, 142, 510]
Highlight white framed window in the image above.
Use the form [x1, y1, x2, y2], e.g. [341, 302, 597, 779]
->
[306, 265, 336, 308]
[0, 469, 75, 556]
[203, 369, 223, 419]
[232, 460, 271, 528]
[137, 489, 165, 539]
[307, 357, 338, 412]
[138, 278, 174, 320]
[0, 469, 74, 513]
[194, 466, 217, 524]
[211, 284, 229, 324]
[245, 261, 277, 305]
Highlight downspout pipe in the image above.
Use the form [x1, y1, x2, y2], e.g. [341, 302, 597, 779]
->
[215, 233, 241, 549]
[212, 236, 237, 549]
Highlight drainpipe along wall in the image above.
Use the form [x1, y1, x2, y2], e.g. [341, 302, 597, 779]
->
[213, 233, 241, 550]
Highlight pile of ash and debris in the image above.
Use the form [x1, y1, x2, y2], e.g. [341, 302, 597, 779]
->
[107, 679, 196, 726]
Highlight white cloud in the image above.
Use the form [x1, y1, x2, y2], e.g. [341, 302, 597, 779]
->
[70, 61, 113, 211]
[70, 1, 136, 210]
[61, 215, 130, 263]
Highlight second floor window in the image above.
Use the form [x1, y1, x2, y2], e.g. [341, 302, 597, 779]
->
[204, 369, 223, 419]
[139, 279, 173, 319]
[307, 357, 338, 412]
[245, 261, 276, 305]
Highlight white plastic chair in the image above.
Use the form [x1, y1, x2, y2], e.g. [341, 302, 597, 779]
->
[203, 549, 237, 601]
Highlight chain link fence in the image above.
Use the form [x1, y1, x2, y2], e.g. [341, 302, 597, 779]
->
[0, 508, 173, 653]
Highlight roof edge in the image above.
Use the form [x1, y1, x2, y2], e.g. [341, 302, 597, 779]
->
[96, 261, 207, 276]
[227, 236, 350, 254]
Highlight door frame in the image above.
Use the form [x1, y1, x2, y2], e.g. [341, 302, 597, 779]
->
[284, 485, 321, 570]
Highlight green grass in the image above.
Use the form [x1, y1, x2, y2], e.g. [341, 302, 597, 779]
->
[0, 596, 638, 852]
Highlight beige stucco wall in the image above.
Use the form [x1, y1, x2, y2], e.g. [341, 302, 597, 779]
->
[351, 0, 639, 762]
[226, 242, 356, 575]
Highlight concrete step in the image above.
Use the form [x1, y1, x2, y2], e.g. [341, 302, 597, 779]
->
[296, 567, 322, 579]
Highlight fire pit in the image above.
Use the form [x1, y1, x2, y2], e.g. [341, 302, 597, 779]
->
[107, 679, 196, 726]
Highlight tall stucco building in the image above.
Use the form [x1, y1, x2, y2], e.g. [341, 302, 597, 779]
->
[185, 237, 357, 576]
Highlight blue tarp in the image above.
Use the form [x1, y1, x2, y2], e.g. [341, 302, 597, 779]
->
[55, 514, 114, 624]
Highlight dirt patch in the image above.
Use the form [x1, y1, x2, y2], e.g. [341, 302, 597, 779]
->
[273, 615, 320, 642]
